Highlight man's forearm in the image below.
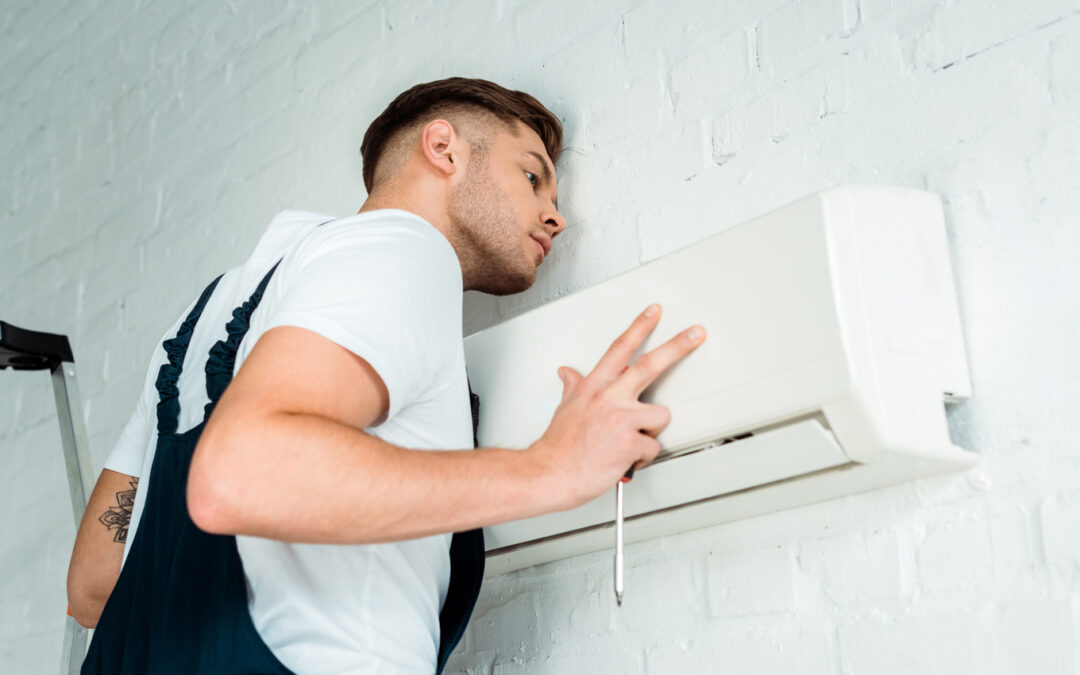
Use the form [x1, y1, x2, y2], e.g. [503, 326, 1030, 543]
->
[188, 410, 556, 544]
[68, 470, 140, 627]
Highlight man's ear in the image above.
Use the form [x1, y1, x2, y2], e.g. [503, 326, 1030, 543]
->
[420, 119, 459, 178]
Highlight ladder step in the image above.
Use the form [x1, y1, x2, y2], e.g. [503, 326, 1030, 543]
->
[0, 320, 75, 370]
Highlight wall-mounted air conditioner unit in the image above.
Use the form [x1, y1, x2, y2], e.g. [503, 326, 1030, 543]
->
[463, 186, 975, 578]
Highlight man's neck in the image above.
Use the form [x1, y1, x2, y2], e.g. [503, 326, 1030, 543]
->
[358, 190, 470, 290]
[359, 179, 449, 229]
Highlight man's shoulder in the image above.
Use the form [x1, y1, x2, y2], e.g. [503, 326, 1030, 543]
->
[243, 210, 336, 268]
[288, 209, 459, 277]
[298, 209, 446, 245]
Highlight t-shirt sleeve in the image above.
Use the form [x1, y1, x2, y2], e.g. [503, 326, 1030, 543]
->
[261, 223, 460, 422]
[102, 385, 154, 477]
[102, 304, 193, 478]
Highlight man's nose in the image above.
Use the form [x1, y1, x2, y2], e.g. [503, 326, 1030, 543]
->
[543, 209, 567, 237]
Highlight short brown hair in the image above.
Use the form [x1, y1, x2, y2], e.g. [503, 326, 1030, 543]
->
[360, 77, 563, 192]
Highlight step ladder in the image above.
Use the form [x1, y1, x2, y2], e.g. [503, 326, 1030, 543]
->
[0, 320, 94, 674]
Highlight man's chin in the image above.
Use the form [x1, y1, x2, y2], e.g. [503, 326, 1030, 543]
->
[476, 266, 536, 296]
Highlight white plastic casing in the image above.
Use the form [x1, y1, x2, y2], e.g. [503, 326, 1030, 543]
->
[463, 186, 976, 577]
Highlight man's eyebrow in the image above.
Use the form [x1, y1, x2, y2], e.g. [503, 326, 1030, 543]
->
[525, 150, 558, 208]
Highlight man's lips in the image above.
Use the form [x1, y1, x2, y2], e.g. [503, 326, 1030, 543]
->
[531, 234, 551, 260]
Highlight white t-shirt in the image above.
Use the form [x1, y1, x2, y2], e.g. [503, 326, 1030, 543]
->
[104, 209, 475, 674]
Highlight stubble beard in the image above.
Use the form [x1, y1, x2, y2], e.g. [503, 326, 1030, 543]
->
[448, 157, 537, 296]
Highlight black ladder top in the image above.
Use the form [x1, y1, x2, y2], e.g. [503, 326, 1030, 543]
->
[0, 321, 75, 371]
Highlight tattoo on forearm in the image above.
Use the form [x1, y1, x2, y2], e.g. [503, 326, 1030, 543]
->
[98, 478, 139, 543]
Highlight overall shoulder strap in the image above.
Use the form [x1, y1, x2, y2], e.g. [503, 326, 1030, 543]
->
[154, 275, 224, 436]
[437, 377, 486, 674]
[202, 260, 282, 420]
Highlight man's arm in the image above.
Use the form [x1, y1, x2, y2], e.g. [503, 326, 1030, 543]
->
[187, 305, 705, 543]
[187, 325, 551, 542]
[67, 469, 139, 628]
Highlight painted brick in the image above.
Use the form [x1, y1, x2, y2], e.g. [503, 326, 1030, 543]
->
[0, 3, 75, 75]
[642, 636, 702, 675]
[710, 63, 837, 159]
[707, 546, 796, 617]
[4, 375, 55, 432]
[984, 601, 1076, 675]
[757, 0, 855, 69]
[986, 506, 1046, 603]
[918, 519, 995, 593]
[643, 618, 839, 674]
[587, 75, 666, 149]
[669, 30, 752, 115]
[636, 161, 740, 261]
[622, 0, 791, 66]
[839, 612, 988, 674]
[709, 621, 835, 674]
[858, 0, 899, 22]
[579, 120, 707, 216]
[1041, 491, 1080, 567]
[914, 0, 1080, 71]
[0, 633, 64, 675]
[227, 10, 314, 95]
[492, 646, 641, 675]
[619, 555, 705, 629]
[83, 374, 143, 436]
[539, 28, 624, 102]
[801, 530, 906, 603]
[310, 1, 374, 40]
[469, 590, 540, 654]
[511, 0, 622, 62]
[294, 7, 385, 89]
[1049, 27, 1080, 104]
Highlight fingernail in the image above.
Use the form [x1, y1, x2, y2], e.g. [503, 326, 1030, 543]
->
[687, 326, 705, 342]
[645, 304, 659, 317]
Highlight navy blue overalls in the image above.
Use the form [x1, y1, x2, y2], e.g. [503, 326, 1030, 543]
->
[83, 261, 485, 674]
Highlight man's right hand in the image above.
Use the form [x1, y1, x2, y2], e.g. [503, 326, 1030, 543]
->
[527, 304, 706, 512]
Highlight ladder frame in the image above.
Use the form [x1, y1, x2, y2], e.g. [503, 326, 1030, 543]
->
[1, 321, 94, 674]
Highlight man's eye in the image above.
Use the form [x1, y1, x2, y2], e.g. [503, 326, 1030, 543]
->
[525, 171, 538, 187]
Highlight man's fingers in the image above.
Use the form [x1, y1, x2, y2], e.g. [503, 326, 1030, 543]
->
[590, 304, 662, 384]
[618, 325, 706, 398]
[630, 434, 662, 471]
[635, 404, 673, 439]
[557, 366, 584, 403]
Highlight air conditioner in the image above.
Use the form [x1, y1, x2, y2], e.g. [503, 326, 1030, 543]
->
[463, 185, 975, 577]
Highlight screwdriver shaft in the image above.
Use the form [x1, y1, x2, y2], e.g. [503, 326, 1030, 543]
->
[615, 480, 624, 606]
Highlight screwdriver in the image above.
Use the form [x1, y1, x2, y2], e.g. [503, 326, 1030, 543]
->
[614, 466, 634, 606]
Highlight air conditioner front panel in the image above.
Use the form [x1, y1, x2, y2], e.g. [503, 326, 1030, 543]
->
[464, 195, 852, 454]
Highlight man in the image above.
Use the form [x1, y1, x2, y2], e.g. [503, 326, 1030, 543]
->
[67, 77, 706, 673]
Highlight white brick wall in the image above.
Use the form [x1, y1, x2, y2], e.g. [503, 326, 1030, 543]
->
[2, 0, 1078, 672]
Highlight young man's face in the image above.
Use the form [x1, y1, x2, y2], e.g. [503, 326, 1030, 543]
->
[448, 121, 565, 295]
